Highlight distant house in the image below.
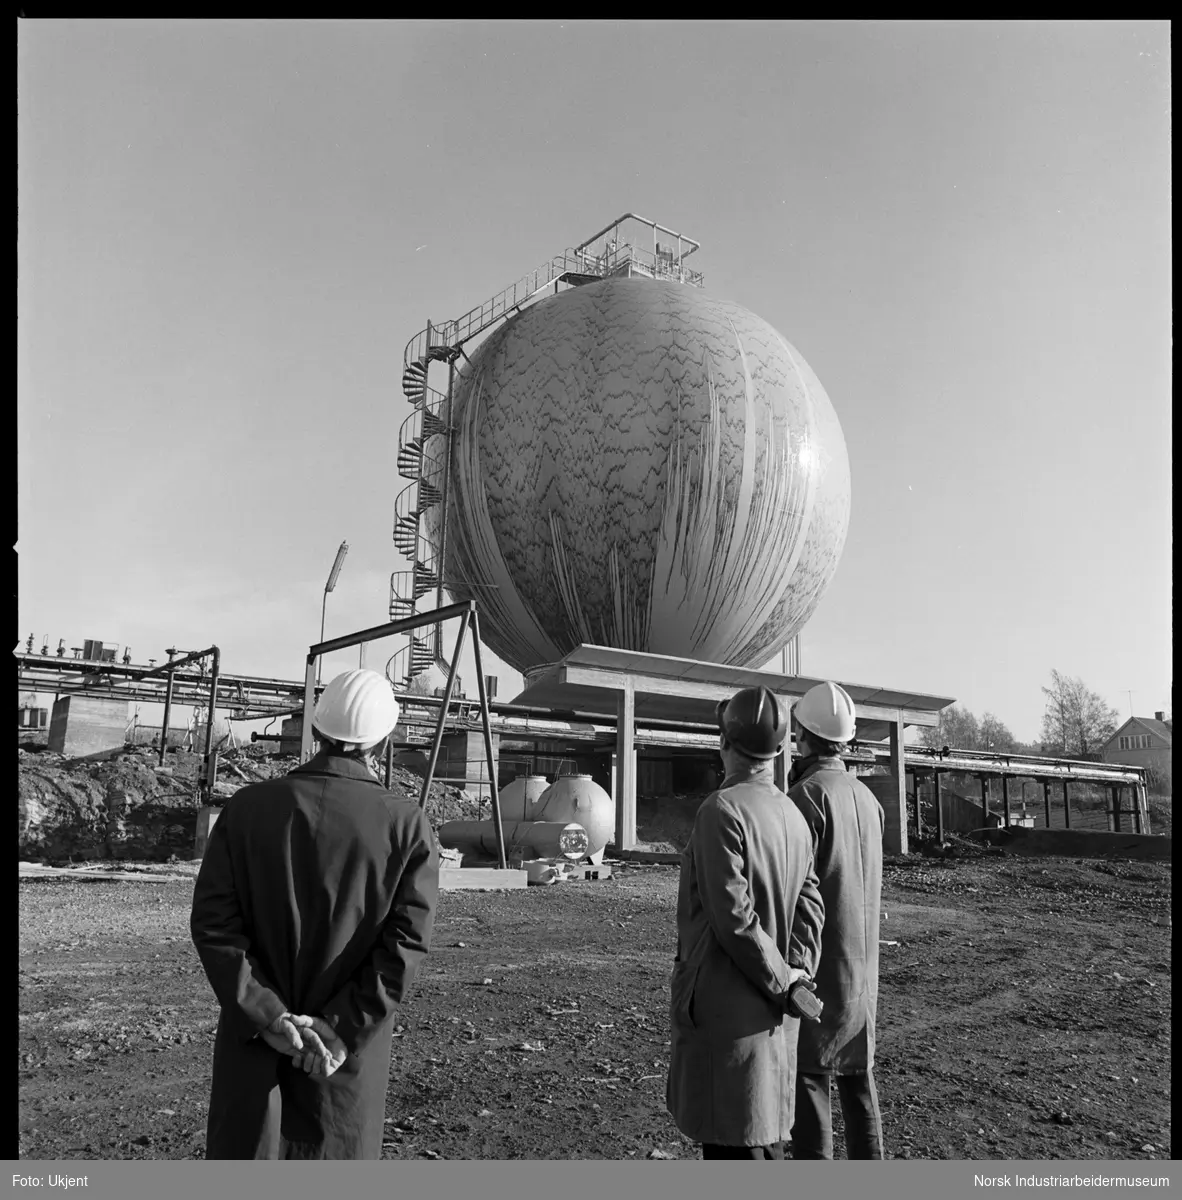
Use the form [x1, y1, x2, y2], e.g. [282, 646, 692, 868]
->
[1102, 713, 1172, 791]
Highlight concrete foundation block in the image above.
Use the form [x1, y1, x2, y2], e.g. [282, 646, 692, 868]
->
[47, 696, 129, 758]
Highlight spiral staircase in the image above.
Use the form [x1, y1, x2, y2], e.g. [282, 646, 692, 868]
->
[387, 343, 457, 689]
[387, 216, 706, 691]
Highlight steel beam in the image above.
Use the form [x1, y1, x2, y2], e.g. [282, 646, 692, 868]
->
[885, 718, 908, 855]
[615, 680, 637, 851]
[559, 666, 939, 727]
[307, 602, 475, 660]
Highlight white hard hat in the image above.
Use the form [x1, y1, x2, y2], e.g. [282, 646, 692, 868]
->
[793, 681, 857, 744]
[312, 669, 400, 750]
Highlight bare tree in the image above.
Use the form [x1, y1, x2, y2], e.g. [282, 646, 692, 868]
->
[1040, 670, 1120, 758]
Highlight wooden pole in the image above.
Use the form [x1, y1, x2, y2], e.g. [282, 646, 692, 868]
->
[981, 775, 989, 825]
[1002, 774, 1010, 828]
[1062, 779, 1071, 829]
[1043, 779, 1052, 828]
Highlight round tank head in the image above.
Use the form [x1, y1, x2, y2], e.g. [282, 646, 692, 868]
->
[558, 824, 591, 860]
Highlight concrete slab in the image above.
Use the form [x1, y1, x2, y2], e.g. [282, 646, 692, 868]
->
[609, 848, 682, 865]
[18, 863, 190, 883]
[438, 866, 529, 890]
[984, 827, 1172, 861]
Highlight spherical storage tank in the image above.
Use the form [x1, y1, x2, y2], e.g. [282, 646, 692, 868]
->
[435, 276, 850, 673]
[497, 774, 551, 822]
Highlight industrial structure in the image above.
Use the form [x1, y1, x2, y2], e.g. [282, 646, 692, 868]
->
[373, 214, 1156, 856]
[388, 214, 809, 688]
[15, 220, 1156, 863]
[16, 624, 1153, 852]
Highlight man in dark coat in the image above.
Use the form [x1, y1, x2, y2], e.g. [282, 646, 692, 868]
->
[787, 680, 885, 1160]
[191, 669, 439, 1159]
[666, 686, 826, 1159]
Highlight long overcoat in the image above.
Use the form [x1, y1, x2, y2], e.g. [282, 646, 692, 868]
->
[666, 768, 825, 1147]
[788, 755, 884, 1076]
[190, 750, 439, 1159]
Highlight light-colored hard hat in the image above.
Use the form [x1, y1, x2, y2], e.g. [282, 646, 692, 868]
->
[794, 681, 857, 744]
[312, 669, 400, 750]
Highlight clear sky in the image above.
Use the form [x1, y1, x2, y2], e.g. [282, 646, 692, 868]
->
[18, 20, 1171, 743]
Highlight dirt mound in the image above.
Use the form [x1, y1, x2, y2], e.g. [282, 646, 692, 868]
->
[17, 746, 484, 863]
[19, 749, 202, 862]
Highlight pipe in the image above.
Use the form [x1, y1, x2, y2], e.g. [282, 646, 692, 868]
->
[159, 648, 176, 766]
[573, 213, 701, 258]
[309, 601, 475, 659]
[135, 646, 216, 680]
[202, 647, 221, 804]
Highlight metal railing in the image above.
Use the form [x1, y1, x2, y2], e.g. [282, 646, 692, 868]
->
[402, 243, 705, 370]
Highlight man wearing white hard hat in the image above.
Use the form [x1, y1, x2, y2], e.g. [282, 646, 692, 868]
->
[787, 681, 886, 1160]
[191, 669, 439, 1159]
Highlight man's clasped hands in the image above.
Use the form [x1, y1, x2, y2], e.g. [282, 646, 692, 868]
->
[261, 1013, 349, 1077]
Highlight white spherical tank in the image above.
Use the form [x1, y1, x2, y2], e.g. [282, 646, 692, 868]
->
[533, 775, 614, 863]
[497, 775, 551, 822]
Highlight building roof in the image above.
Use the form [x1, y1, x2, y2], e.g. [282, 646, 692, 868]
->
[511, 644, 956, 740]
[1104, 716, 1173, 750]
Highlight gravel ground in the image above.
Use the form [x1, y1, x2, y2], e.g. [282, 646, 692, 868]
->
[17, 852, 1172, 1161]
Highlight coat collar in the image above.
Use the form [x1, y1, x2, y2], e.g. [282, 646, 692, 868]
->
[291, 749, 383, 784]
[788, 754, 847, 788]
[720, 763, 777, 790]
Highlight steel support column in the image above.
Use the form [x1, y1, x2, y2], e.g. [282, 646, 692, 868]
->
[934, 769, 944, 844]
[201, 647, 221, 805]
[470, 610, 507, 870]
[886, 716, 908, 855]
[159, 648, 176, 766]
[300, 659, 318, 763]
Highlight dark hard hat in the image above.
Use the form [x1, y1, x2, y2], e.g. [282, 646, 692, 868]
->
[716, 686, 788, 759]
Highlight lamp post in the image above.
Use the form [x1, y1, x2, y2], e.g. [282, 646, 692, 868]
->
[318, 541, 349, 686]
